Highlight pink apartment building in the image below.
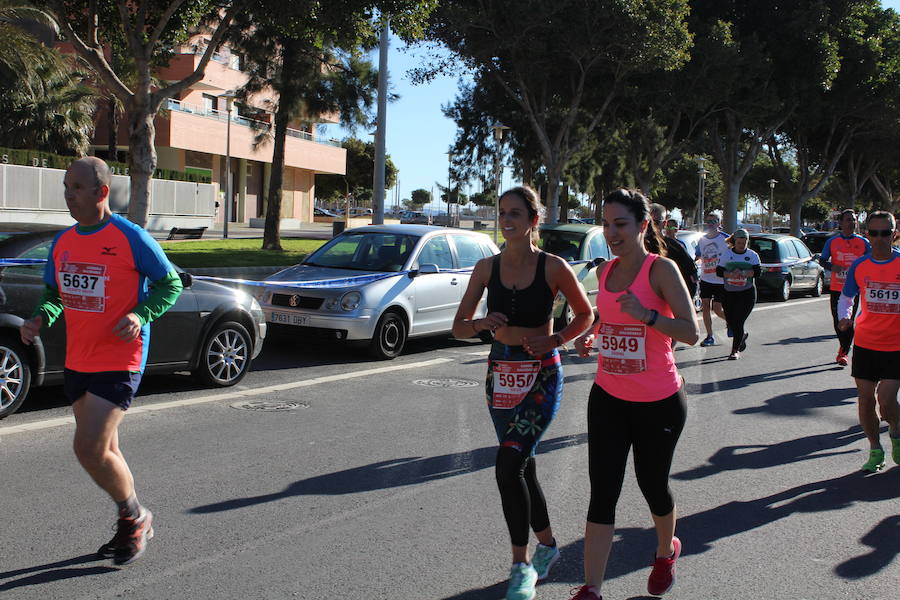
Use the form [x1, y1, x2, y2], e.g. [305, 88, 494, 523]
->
[91, 41, 347, 227]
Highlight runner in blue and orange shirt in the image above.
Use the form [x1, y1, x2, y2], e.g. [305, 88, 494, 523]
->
[820, 208, 871, 366]
[837, 211, 899, 473]
[19, 157, 182, 565]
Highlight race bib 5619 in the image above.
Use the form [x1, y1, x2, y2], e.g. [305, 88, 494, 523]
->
[865, 281, 900, 314]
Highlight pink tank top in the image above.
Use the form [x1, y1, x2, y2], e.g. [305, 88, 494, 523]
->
[594, 253, 681, 402]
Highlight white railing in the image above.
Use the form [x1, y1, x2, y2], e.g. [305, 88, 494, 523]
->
[165, 98, 342, 148]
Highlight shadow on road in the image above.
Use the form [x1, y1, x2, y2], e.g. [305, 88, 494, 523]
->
[762, 334, 833, 346]
[443, 468, 899, 597]
[833, 514, 900, 579]
[672, 426, 864, 481]
[0, 554, 116, 592]
[683, 363, 840, 395]
[189, 433, 588, 514]
[733, 387, 857, 416]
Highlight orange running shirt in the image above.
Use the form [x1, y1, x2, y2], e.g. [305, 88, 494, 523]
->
[43, 214, 174, 372]
[841, 250, 900, 352]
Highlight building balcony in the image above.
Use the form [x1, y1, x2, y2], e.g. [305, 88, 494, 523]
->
[156, 99, 346, 175]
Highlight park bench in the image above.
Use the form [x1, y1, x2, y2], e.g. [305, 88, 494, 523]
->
[166, 226, 207, 240]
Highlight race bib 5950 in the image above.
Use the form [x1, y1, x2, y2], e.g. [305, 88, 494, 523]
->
[491, 360, 541, 409]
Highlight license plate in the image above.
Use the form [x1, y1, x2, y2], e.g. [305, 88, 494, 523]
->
[268, 311, 310, 326]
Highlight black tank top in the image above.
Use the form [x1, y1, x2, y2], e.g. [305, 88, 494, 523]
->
[486, 252, 554, 327]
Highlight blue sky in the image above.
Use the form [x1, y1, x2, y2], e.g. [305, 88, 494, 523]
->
[322, 1, 900, 213]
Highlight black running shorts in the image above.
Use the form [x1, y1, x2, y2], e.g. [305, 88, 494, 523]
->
[851, 345, 900, 383]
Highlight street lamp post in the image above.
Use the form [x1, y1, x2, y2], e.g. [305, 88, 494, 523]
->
[694, 156, 707, 230]
[445, 151, 453, 227]
[220, 89, 238, 239]
[767, 178, 778, 232]
[491, 124, 509, 240]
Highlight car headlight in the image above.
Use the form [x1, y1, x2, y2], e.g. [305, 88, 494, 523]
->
[340, 291, 361, 311]
[250, 296, 265, 322]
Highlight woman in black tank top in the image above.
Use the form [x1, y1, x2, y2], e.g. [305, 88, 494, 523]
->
[452, 186, 593, 599]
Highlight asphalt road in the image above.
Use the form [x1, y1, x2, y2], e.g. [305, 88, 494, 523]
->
[1, 294, 896, 600]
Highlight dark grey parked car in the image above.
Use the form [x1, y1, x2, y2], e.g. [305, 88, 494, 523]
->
[749, 233, 825, 301]
[0, 223, 267, 419]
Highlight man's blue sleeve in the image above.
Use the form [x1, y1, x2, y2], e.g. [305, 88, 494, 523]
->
[819, 237, 833, 271]
[42, 235, 60, 289]
[862, 236, 872, 253]
[128, 226, 175, 281]
[840, 256, 865, 298]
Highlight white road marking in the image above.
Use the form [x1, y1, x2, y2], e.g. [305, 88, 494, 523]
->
[0, 357, 453, 437]
[753, 297, 828, 312]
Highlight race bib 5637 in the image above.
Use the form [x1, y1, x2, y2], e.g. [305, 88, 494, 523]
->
[58, 262, 107, 312]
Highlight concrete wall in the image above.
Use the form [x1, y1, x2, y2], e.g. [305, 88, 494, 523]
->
[0, 164, 215, 230]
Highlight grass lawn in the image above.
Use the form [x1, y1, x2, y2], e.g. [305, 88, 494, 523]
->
[160, 238, 327, 268]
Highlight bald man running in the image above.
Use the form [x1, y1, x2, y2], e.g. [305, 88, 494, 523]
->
[20, 157, 182, 565]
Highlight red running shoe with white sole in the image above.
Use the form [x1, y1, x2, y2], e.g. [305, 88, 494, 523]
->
[111, 508, 154, 566]
[647, 536, 681, 596]
[570, 585, 603, 599]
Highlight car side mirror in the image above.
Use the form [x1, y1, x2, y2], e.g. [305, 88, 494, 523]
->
[179, 271, 193, 288]
[410, 263, 440, 278]
[812, 253, 821, 262]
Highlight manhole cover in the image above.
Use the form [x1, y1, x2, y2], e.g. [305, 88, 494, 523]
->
[413, 378, 479, 388]
[230, 400, 309, 411]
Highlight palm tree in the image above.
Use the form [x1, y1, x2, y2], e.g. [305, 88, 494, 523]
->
[0, 5, 96, 154]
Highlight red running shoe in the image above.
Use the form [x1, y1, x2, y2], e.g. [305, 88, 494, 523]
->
[836, 348, 849, 366]
[647, 536, 681, 596]
[570, 585, 603, 599]
[111, 508, 154, 566]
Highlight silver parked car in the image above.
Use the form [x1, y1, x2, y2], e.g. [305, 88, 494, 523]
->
[257, 225, 500, 359]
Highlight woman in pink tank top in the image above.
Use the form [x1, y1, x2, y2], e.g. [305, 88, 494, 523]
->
[570, 190, 699, 600]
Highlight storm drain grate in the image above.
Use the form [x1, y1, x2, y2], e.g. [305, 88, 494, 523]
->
[413, 378, 479, 388]
[230, 400, 309, 411]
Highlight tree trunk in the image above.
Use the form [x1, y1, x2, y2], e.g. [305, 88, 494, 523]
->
[263, 104, 289, 251]
[107, 98, 118, 161]
[545, 162, 562, 224]
[126, 107, 157, 227]
[790, 197, 803, 237]
[724, 179, 740, 233]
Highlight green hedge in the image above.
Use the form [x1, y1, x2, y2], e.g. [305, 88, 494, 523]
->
[0, 146, 212, 183]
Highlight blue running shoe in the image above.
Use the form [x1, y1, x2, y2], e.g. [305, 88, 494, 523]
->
[505, 563, 538, 600]
[700, 335, 715, 347]
[532, 542, 560, 579]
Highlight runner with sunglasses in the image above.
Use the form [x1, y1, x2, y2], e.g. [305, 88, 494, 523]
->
[837, 211, 900, 472]
[716, 229, 761, 360]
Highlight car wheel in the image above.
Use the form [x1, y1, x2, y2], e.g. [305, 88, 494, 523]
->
[777, 278, 791, 302]
[369, 310, 407, 359]
[554, 302, 576, 333]
[810, 275, 823, 297]
[194, 321, 252, 387]
[0, 337, 32, 419]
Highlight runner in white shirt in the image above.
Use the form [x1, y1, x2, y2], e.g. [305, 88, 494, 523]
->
[695, 214, 729, 346]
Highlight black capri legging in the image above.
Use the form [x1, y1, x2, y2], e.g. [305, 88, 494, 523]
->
[587, 384, 687, 525]
[722, 287, 756, 354]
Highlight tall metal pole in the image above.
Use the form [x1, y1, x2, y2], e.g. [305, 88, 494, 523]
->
[767, 179, 777, 232]
[224, 97, 233, 239]
[446, 151, 453, 227]
[491, 125, 508, 241]
[372, 18, 389, 225]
